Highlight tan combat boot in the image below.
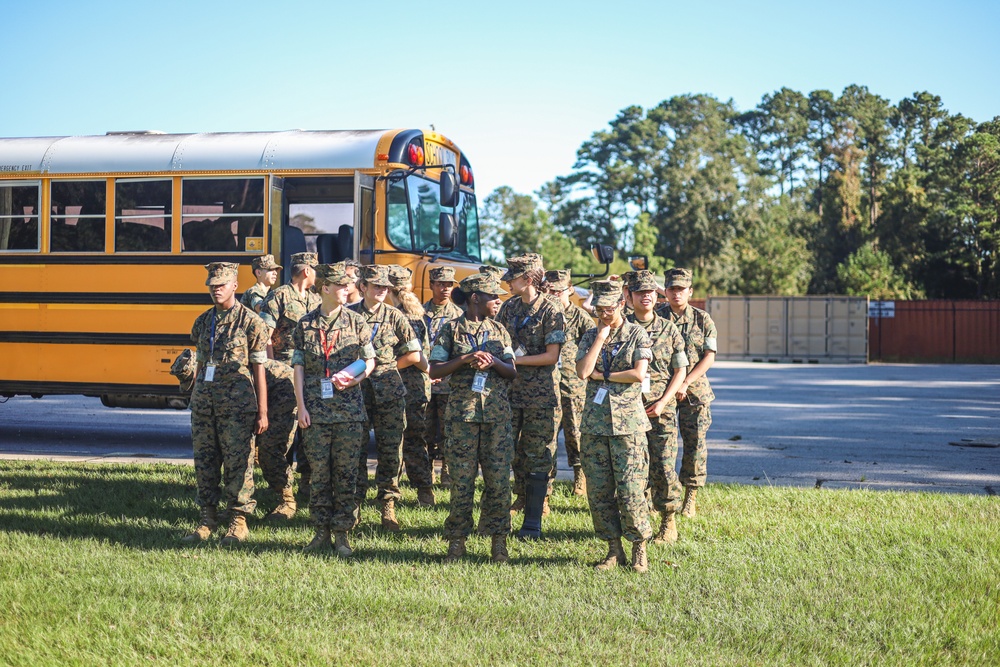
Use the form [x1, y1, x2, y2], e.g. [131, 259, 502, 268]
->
[380, 499, 400, 532]
[509, 495, 526, 514]
[572, 467, 587, 496]
[333, 531, 353, 558]
[443, 537, 467, 563]
[594, 538, 626, 571]
[220, 512, 249, 546]
[653, 511, 678, 544]
[417, 486, 435, 507]
[631, 540, 649, 573]
[302, 526, 332, 553]
[181, 505, 218, 543]
[681, 487, 698, 518]
[267, 487, 297, 522]
[491, 534, 509, 563]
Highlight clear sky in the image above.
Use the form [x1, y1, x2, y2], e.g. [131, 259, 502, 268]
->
[3, 0, 998, 199]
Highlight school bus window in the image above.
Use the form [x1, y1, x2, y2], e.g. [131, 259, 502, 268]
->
[115, 179, 172, 252]
[0, 182, 40, 251]
[410, 177, 442, 252]
[50, 180, 106, 253]
[387, 179, 411, 249]
[181, 177, 264, 252]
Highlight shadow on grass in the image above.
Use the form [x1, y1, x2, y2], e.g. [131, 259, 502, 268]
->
[0, 463, 584, 565]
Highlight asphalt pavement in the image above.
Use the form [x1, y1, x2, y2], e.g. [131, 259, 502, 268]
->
[1, 362, 998, 495]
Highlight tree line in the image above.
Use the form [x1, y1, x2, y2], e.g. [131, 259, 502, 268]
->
[481, 86, 1000, 299]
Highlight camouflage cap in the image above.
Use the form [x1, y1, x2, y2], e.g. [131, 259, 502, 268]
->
[252, 254, 282, 271]
[360, 264, 393, 287]
[545, 269, 571, 290]
[169, 349, 197, 392]
[620, 271, 638, 289]
[428, 266, 457, 284]
[591, 278, 625, 307]
[502, 253, 544, 282]
[628, 269, 658, 292]
[290, 252, 318, 268]
[387, 264, 413, 288]
[204, 262, 239, 286]
[665, 267, 693, 288]
[316, 262, 354, 286]
[479, 265, 505, 280]
[460, 273, 508, 297]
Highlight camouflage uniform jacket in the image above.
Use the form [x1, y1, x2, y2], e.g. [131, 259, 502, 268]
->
[264, 358, 297, 414]
[423, 299, 464, 395]
[576, 321, 652, 436]
[559, 302, 593, 397]
[661, 305, 717, 403]
[291, 307, 376, 423]
[496, 293, 566, 408]
[259, 283, 321, 364]
[430, 316, 514, 423]
[239, 283, 269, 313]
[626, 312, 689, 403]
[400, 314, 431, 406]
[189, 302, 269, 414]
[348, 300, 420, 401]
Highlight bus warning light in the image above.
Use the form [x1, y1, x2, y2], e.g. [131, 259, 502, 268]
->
[407, 143, 425, 166]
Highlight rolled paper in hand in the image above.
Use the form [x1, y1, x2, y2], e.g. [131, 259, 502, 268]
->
[338, 359, 368, 380]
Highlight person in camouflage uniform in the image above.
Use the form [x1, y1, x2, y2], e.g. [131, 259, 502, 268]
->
[259, 252, 321, 496]
[387, 264, 435, 507]
[497, 253, 565, 539]
[626, 271, 689, 544]
[183, 262, 269, 546]
[479, 264, 505, 283]
[292, 262, 376, 557]
[658, 268, 717, 519]
[430, 273, 518, 563]
[546, 269, 593, 496]
[350, 264, 422, 531]
[576, 277, 653, 573]
[256, 358, 301, 521]
[423, 266, 464, 486]
[240, 254, 281, 313]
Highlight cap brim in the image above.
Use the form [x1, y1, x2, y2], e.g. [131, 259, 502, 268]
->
[592, 296, 622, 307]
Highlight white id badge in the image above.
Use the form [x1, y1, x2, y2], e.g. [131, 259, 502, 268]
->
[471, 371, 488, 393]
[514, 345, 527, 358]
[557, 357, 563, 369]
[204, 364, 216, 382]
[641, 374, 651, 394]
[321, 378, 334, 399]
[593, 386, 608, 405]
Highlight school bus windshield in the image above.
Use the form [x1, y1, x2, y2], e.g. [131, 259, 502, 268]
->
[386, 174, 481, 262]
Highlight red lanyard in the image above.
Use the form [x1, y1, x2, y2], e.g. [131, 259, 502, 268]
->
[320, 329, 340, 378]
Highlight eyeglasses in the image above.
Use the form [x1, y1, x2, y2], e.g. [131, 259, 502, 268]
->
[547, 287, 568, 295]
[594, 306, 618, 315]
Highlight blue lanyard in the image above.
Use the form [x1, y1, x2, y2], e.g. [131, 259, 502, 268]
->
[601, 342, 623, 383]
[369, 322, 380, 342]
[209, 309, 218, 361]
[465, 331, 489, 353]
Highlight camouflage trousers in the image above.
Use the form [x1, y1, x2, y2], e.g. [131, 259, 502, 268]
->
[426, 392, 449, 462]
[645, 402, 682, 514]
[355, 389, 406, 503]
[304, 421, 365, 531]
[678, 398, 712, 488]
[256, 405, 297, 492]
[442, 419, 513, 539]
[511, 407, 558, 498]
[555, 392, 585, 469]
[580, 432, 652, 543]
[191, 407, 256, 514]
[402, 400, 434, 488]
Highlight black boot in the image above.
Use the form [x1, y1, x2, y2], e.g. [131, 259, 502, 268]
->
[517, 472, 548, 540]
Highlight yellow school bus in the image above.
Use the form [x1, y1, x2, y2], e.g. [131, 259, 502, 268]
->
[0, 128, 483, 407]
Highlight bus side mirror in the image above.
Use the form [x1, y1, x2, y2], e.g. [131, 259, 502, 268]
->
[591, 243, 614, 265]
[439, 213, 457, 249]
[440, 172, 459, 209]
[628, 255, 648, 271]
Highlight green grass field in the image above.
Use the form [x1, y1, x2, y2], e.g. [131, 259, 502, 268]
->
[0, 460, 997, 666]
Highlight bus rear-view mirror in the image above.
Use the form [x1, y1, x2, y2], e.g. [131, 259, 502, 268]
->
[440, 172, 459, 209]
[439, 213, 457, 249]
[628, 255, 648, 271]
[591, 243, 614, 265]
